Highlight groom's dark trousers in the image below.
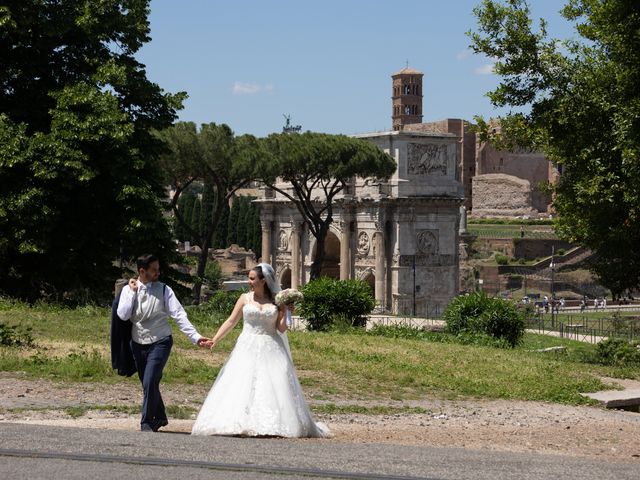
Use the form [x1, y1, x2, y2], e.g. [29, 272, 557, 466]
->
[130, 335, 173, 430]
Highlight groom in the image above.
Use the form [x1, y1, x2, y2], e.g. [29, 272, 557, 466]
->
[117, 254, 210, 432]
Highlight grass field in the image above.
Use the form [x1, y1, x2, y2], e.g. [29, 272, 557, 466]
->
[1, 298, 639, 406]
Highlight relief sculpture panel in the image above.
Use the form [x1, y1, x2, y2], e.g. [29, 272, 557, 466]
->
[416, 230, 438, 255]
[357, 231, 370, 256]
[407, 143, 448, 176]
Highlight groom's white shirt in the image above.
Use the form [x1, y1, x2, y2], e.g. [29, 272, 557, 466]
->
[117, 280, 202, 345]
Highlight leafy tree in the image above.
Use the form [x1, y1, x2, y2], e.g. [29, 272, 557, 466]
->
[0, 1, 184, 302]
[213, 202, 230, 249]
[156, 122, 259, 303]
[226, 197, 241, 246]
[199, 183, 216, 243]
[258, 132, 396, 280]
[236, 196, 252, 248]
[175, 189, 196, 242]
[190, 198, 202, 244]
[248, 201, 262, 255]
[469, 0, 640, 296]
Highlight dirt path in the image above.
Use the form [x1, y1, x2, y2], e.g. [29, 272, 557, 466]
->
[1, 373, 639, 461]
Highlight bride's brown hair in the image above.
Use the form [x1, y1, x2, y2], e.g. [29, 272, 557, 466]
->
[252, 265, 275, 304]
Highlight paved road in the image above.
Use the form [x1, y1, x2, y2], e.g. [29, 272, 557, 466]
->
[1, 423, 639, 479]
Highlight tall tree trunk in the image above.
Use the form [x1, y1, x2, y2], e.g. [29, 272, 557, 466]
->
[192, 192, 226, 304]
[192, 237, 210, 305]
[309, 223, 328, 280]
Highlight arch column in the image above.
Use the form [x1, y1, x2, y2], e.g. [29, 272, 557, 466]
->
[290, 222, 301, 289]
[261, 215, 273, 265]
[374, 230, 386, 310]
[339, 218, 351, 280]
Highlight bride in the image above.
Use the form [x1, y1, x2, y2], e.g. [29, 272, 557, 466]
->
[191, 263, 329, 438]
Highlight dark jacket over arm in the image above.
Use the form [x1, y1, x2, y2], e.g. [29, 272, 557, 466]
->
[110, 289, 137, 377]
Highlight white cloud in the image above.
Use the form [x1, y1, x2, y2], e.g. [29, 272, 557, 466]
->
[456, 49, 472, 60]
[232, 82, 274, 95]
[474, 63, 495, 75]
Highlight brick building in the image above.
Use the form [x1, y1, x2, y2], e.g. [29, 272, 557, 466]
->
[390, 66, 558, 215]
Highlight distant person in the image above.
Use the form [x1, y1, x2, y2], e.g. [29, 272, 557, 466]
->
[117, 254, 211, 432]
[593, 298, 598, 311]
[580, 299, 586, 313]
[559, 297, 565, 311]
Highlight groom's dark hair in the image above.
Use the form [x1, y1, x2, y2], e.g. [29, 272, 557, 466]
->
[137, 254, 159, 271]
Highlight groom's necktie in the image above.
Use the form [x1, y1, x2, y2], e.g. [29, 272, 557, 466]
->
[138, 284, 149, 312]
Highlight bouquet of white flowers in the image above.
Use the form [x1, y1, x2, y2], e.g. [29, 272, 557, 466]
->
[275, 288, 303, 307]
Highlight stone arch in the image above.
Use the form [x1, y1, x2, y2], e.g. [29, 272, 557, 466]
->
[280, 267, 292, 290]
[357, 267, 376, 295]
[363, 272, 375, 295]
[310, 230, 341, 279]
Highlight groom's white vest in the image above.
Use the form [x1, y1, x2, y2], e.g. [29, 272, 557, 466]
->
[131, 282, 171, 344]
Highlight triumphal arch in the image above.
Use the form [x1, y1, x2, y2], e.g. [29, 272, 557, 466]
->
[257, 130, 463, 316]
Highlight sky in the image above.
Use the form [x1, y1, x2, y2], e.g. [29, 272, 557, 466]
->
[138, 0, 576, 138]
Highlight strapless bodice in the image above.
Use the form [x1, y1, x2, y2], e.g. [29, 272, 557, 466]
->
[242, 303, 278, 335]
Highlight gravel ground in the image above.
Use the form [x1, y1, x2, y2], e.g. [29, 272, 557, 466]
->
[1, 373, 639, 461]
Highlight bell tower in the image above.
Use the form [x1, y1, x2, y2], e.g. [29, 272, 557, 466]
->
[392, 67, 423, 130]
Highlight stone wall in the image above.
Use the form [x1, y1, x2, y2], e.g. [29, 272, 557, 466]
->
[472, 173, 538, 217]
[513, 238, 573, 260]
[476, 142, 551, 212]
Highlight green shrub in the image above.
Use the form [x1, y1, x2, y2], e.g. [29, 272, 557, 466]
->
[443, 291, 493, 335]
[495, 253, 509, 265]
[596, 338, 640, 366]
[298, 278, 375, 331]
[443, 292, 525, 347]
[201, 289, 245, 316]
[0, 322, 34, 347]
[475, 298, 525, 347]
[202, 260, 223, 288]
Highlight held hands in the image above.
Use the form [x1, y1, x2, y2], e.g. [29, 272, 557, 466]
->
[197, 337, 214, 349]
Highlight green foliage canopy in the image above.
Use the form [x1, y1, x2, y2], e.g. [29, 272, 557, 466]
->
[156, 122, 259, 303]
[0, 1, 185, 302]
[469, 0, 640, 296]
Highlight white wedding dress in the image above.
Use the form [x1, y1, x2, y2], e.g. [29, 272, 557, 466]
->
[191, 294, 329, 438]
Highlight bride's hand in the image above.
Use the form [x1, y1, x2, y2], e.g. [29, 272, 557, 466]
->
[197, 337, 213, 349]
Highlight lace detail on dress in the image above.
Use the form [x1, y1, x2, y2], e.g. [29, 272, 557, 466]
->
[241, 303, 279, 336]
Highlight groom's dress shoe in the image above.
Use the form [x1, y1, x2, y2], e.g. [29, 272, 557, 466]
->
[141, 423, 154, 432]
[152, 419, 168, 432]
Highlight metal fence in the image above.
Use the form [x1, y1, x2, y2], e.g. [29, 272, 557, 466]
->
[526, 313, 640, 343]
